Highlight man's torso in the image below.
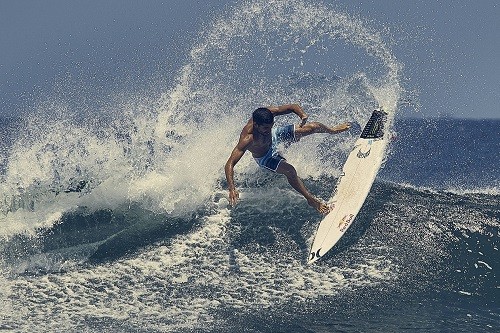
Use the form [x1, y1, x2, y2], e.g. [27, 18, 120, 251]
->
[241, 121, 272, 158]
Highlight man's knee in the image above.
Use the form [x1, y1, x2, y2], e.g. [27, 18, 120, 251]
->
[277, 162, 297, 178]
[307, 122, 321, 130]
[297, 122, 321, 136]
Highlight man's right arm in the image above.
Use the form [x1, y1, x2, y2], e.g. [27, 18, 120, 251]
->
[225, 143, 247, 206]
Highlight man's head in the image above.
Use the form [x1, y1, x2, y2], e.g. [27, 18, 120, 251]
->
[252, 107, 274, 135]
[252, 107, 274, 125]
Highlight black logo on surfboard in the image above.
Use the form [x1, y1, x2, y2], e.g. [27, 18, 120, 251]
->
[310, 248, 322, 261]
[357, 147, 371, 158]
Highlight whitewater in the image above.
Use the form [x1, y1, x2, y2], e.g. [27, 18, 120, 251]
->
[0, 0, 498, 332]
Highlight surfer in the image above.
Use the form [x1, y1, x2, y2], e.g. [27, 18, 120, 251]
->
[225, 104, 350, 214]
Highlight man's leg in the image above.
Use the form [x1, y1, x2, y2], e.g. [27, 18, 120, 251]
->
[295, 122, 350, 140]
[276, 161, 329, 214]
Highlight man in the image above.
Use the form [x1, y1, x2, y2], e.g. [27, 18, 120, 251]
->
[225, 104, 351, 214]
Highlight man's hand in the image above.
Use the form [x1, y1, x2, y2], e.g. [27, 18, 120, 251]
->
[299, 115, 308, 127]
[228, 188, 240, 206]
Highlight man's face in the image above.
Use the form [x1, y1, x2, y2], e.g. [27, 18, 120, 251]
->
[255, 122, 273, 135]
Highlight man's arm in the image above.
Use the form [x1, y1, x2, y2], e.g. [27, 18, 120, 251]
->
[268, 104, 308, 127]
[224, 142, 247, 206]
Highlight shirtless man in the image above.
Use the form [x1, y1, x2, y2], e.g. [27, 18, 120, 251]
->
[225, 104, 351, 214]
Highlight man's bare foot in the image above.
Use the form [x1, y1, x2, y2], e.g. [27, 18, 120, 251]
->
[308, 197, 330, 214]
[331, 122, 351, 133]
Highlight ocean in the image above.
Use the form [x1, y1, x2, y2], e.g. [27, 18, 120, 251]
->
[0, 0, 498, 332]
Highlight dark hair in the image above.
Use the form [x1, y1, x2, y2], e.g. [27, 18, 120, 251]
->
[252, 107, 274, 125]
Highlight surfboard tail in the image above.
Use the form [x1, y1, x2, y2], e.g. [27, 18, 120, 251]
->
[308, 248, 322, 264]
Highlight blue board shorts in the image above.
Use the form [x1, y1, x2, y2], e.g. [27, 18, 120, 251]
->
[254, 124, 297, 172]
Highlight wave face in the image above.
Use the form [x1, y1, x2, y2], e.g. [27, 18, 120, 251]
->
[0, 0, 498, 332]
[0, 0, 401, 238]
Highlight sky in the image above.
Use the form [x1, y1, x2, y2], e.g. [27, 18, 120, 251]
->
[0, 0, 498, 119]
[339, 0, 499, 119]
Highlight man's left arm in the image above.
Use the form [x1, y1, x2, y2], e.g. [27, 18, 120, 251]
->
[268, 104, 308, 127]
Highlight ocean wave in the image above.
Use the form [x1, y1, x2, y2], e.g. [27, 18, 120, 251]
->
[388, 181, 500, 197]
[0, 0, 402, 242]
[10, 0, 495, 331]
[1, 177, 498, 331]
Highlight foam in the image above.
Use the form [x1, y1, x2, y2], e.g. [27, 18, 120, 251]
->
[443, 186, 500, 196]
[0, 206, 397, 331]
[387, 180, 500, 197]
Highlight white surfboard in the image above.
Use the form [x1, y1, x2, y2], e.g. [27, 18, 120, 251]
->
[308, 109, 388, 264]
